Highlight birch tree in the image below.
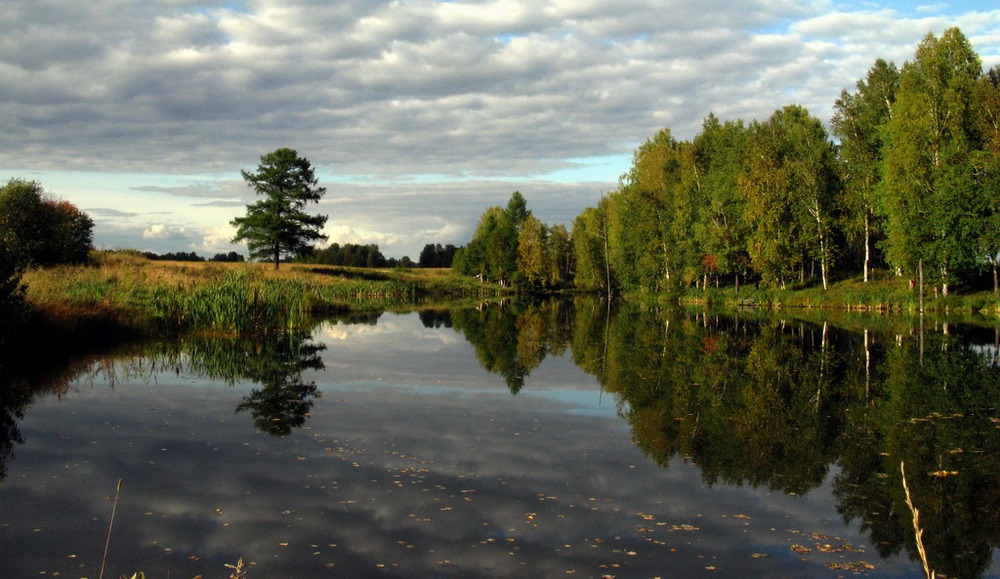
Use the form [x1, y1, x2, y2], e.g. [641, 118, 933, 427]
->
[883, 28, 983, 296]
[832, 59, 899, 282]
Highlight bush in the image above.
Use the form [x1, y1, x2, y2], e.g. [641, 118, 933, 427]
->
[0, 248, 26, 345]
[0, 178, 94, 267]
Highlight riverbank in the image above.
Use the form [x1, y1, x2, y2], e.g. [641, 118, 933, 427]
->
[17, 250, 500, 341]
[670, 274, 1000, 317]
[13, 251, 1000, 347]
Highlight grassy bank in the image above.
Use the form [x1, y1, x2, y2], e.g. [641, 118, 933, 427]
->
[19, 250, 500, 338]
[672, 274, 1000, 316]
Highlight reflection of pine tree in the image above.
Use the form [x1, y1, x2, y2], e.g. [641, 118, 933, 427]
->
[233, 331, 325, 437]
[236, 381, 320, 437]
[178, 330, 326, 437]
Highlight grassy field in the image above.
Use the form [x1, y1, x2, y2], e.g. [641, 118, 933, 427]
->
[19, 250, 502, 337]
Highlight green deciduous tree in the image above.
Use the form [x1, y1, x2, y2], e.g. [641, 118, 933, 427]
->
[231, 148, 328, 270]
[741, 106, 839, 289]
[0, 178, 94, 267]
[614, 128, 684, 292]
[883, 28, 983, 296]
[548, 224, 573, 286]
[832, 59, 899, 283]
[454, 192, 529, 286]
[572, 204, 610, 293]
[692, 114, 751, 291]
[975, 65, 1000, 296]
[517, 215, 552, 289]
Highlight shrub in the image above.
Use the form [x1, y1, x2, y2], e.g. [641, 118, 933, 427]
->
[0, 247, 26, 344]
[0, 178, 94, 267]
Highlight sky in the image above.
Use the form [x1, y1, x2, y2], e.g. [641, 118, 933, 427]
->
[1, 1, 998, 259]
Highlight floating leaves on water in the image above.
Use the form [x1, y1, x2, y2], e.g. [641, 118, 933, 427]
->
[750, 553, 769, 559]
[826, 561, 876, 573]
[789, 544, 811, 555]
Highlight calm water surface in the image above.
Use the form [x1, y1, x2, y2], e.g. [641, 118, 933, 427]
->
[0, 301, 998, 577]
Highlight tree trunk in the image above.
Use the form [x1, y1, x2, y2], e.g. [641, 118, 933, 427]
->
[863, 214, 870, 283]
[918, 258, 924, 313]
[993, 264, 998, 298]
[274, 246, 280, 270]
[819, 234, 829, 291]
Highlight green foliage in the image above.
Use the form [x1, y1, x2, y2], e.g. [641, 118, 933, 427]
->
[308, 243, 387, 267]
[0, 248, 26, 345]
[572, 204, 610, 292]
[418, 243, 459, 268]
[455, 193, 525, 287]
[231, 148, 328, 269]
[516, 215, 551, 289]
[832, 59, 899, 281]
[692, 114, 751, 289]
[565, 26, 997, 299]
[883, 28, 984, 294]
[0, 178, 94, 267]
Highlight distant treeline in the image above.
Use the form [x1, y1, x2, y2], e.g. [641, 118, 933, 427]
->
[143, 251, 245, 263]
[301, 242, 458, 269]
[418, 244, 459, 268]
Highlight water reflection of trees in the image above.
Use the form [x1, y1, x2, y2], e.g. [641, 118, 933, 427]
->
[560, 302, 1000, 578]
[443, 298, 1000, 576]
[449, 299, 572, 394]
[158, 330, 326, 437]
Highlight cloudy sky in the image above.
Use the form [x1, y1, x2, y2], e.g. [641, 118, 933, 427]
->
[1, 1, 998, 259]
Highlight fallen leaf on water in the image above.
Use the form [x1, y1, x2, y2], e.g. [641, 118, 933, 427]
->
[930, 470, 959, 477]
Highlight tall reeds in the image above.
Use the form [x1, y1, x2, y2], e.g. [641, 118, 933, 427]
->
[21, 253, 422, 335]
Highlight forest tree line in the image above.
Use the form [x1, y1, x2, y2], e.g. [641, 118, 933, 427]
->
[458, 28, 1000, 297]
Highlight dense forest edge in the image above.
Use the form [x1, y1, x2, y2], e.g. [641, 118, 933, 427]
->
[456, 28, 1000, 310]
[3, 26, 1000, 350]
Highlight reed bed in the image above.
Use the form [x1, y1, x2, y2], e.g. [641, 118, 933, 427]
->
[22, 251, 422, 335]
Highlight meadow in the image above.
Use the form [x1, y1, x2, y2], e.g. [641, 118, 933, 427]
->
[19, 250, 496, 338]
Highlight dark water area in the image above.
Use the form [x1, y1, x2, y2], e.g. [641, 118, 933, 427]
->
[0, 299, 999, 577]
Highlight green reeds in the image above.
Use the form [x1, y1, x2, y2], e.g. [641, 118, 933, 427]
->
[22, 255, 421, 335]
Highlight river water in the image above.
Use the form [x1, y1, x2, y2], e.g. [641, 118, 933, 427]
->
[0, 299, 997, 577]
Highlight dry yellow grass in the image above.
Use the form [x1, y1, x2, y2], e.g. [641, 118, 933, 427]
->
[20, 250, 489, 335]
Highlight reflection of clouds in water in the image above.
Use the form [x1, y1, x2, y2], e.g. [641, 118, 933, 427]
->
[2, 374, 879, 578]
[320, 319, 462, 349]
[0, 311, 915, 578]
